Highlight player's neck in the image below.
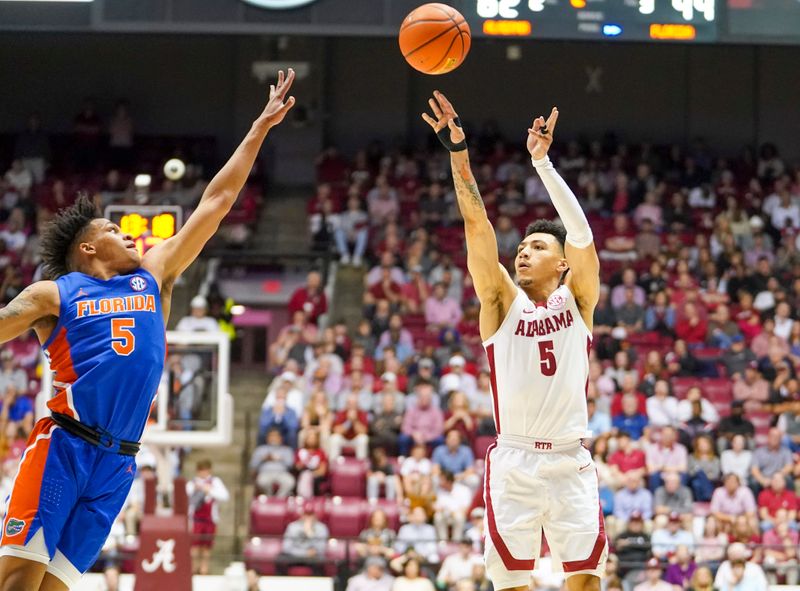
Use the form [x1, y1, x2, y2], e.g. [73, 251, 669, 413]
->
[520, 277, 561, 305]
[76, 261, 120, 281]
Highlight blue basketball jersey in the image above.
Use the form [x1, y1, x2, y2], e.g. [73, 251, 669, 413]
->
[42, 268, 166, 442]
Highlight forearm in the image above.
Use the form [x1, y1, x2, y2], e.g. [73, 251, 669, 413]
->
[531, 156, 592, 248]
[202, 119, 273, 204]
[450, 151, 487, 226]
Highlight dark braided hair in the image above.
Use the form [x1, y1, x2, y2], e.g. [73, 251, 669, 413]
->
[40, 194, 100, 279]
[524, 219, 566, 251]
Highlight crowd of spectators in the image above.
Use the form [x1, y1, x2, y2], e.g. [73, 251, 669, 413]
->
[250, 134, 800, 590]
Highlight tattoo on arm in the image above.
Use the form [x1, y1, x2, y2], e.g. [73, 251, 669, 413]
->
[0, 286, 39, 323]
[453, 160, 485, 216]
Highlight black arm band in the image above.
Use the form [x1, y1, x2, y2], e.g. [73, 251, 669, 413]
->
[436, 117, 468, 152]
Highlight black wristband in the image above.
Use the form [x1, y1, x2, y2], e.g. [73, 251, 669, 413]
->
[436, 117, 468, 152]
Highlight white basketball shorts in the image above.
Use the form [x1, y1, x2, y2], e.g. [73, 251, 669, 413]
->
[483, 434, 608, 590]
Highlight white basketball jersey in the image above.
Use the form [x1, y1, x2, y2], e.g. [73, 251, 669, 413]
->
[483, 284, 592, 443]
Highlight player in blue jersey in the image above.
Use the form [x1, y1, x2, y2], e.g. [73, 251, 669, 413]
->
[0, 69, 296, 591]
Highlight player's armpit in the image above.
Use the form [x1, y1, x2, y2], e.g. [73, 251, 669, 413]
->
[564, 241, 600, 328]
[0, 281, 59, 344]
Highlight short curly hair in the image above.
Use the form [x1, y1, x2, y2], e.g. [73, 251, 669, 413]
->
[524, 219, 566, 251]
[39, 194, 100, 279]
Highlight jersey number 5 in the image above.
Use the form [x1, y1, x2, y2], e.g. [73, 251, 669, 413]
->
[111, 318, 136, 356]
[538, 340, 556, 376]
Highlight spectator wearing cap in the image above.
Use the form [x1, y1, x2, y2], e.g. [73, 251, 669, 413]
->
[608, 431, 647, 482]
[175, 295, 220, 332]
[634, 557, 673, 591]
[464, 507, 485, 552]
[425, 282, 463, 331]
[613, 393, 648, 441]
[370, 392, 404, 455]
[757, 472, 798, 531]
[721, 335, 756, 379]
[262, 372, 305, 418]
[713, 543, 768, 591]
[376, 314, 415, 363]
[716, 402, 755, 452]
[614, 511, 651, 577]
[436, 538, 483, 589]
[0, 350, 27, 395]
[329, 393, 369, 460]
[439, 356, 477, 401]
[710, 473, 757, 530]
[432, 430, 478, 489]
[653, 473, 693, 524]
[613, 472, 654, 534]
[277, 500, 329, 577]
[664, 545, 697, 589]
[750, 426, 793, 489]
[399, 387, 445, 456]
[733, 362, 770, 412]
[375, 372, 407, 415]
[394, 506, 439, 564]
[433, 470, 472, 542]
[346, 556, 394, 591]
[650, 512, 695, 558]
[288, 270, 327, 326]
[249, 428, 296, 497]
[408, 357, 439, 392]
[646, 426, 688, 490]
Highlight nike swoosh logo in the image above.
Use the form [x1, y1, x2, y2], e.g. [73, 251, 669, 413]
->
[578, 463, 592, 471]
[523, 309, 535, 314]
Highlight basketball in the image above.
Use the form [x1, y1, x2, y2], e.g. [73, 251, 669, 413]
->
[399, 3, 471, 75]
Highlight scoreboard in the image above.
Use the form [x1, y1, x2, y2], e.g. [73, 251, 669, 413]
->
[463, 0, 718, 41]
[726, 0, 800, 42]
[104, 205, 183, 257]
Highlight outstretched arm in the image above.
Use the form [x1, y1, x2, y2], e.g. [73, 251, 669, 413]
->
[0, 281, 59, 344]
[143, 69, 296, 287]
[422, 92, 515, 341]
[526, 108, 599, 326]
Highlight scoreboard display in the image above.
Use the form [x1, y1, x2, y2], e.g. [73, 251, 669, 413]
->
[726, 0, 800, 41]
[463, 0, 717, 41]
[104, 205, 183, 257]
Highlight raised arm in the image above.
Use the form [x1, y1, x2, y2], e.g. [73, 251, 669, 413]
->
[0, 281, 60, 345]
[422, 92, 516, 341]
[143, 69, 296, 287]
[526, 108, 600, 328]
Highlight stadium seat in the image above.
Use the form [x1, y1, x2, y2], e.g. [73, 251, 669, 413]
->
[326, 497, 366, 538]
[473, 435, 495, 460]
[671, 377, 697, 399]
[331, 457, 367, 497]
[250, 496, 290, 536]
[243, 537, 283, 575]
[703, 378, 733, 403]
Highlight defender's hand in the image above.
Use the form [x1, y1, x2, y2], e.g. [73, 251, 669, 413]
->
[259, 69, 296, 128]
[421, 91, 466, 145]
[527, 107, 559, 161]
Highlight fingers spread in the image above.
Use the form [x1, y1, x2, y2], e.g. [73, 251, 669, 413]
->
[433, 91, 456, 115]
[547, 107, 559, 132]
[428, 98, 443, 119]
[421, 113, 437, 128]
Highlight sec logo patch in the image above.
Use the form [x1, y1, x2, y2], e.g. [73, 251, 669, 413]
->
[130, 276, 147, 292]
[547, 293, 566, 311]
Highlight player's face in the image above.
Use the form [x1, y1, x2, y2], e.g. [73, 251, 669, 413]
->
[83, 219, 141, 272]
[515, 233, 568, 286]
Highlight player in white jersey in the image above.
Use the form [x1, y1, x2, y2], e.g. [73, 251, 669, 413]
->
[423, 92, 605, 591]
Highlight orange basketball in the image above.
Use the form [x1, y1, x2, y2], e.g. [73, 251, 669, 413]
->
[399, 3, 471, 75]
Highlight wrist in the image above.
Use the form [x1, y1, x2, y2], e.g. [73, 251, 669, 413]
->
[531, 154, 550, 167]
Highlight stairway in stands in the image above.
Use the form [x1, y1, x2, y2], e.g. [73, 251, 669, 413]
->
[181, 187, 314, 572]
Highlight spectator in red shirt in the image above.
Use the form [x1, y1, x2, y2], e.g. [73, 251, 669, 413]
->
[610, 374, 647, 418]
[329, 393, 369, 461]
[288, 271, 327, 325]
[757, 472, 798, 531]
[315, 146, 349, 185]
[608, 431, 647, 482]
[366, 268, 404, 308]
[675, 302, 708, 345]
[295, 429, 329, 499]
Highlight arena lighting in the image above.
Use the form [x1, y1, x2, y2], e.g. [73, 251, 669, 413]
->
[230, 305, 246, 316]
[240, 0, 317, 8]
[134, 174, 151, 188]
